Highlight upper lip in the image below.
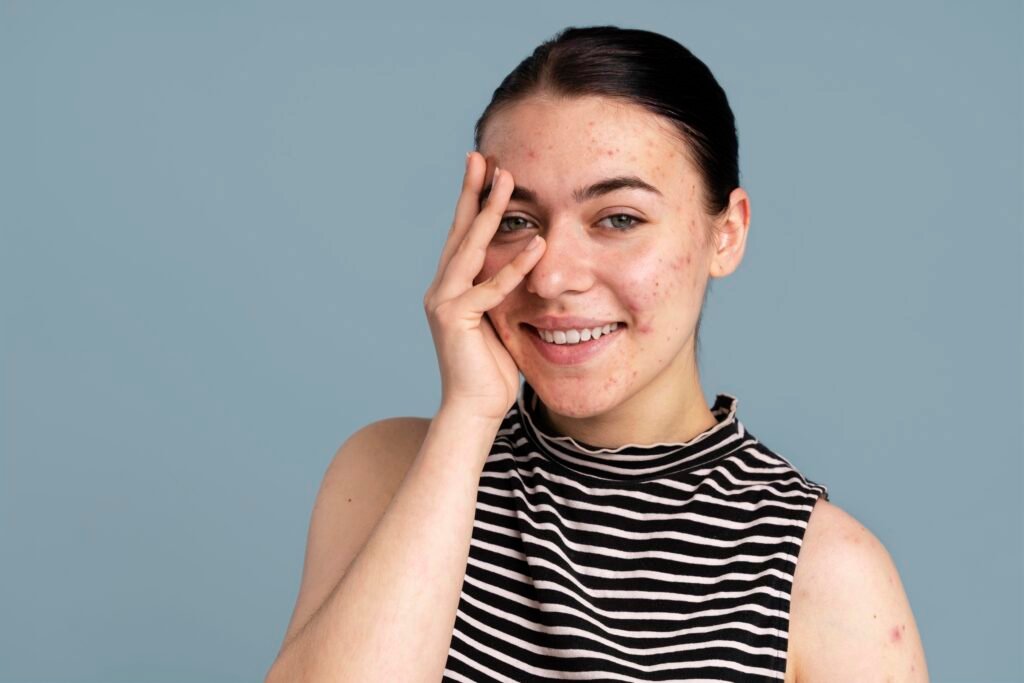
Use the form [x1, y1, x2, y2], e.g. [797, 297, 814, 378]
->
[523, 315, 626, 331]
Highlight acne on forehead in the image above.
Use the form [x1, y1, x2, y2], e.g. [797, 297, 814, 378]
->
[483, 97, 683, 159]
[480, 98, 707, 217]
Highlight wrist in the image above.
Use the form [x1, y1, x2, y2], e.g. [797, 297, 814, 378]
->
[417, 404, 504, 471]
[434, 401, 506, 429]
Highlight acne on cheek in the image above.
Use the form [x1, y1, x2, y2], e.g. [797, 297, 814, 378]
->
[622, 253, 697, 335]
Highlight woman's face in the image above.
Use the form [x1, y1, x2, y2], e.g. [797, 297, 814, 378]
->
[475, 94, 746, 419]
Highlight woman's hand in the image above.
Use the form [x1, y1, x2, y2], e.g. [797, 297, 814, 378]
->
[422, 152, 546, 422]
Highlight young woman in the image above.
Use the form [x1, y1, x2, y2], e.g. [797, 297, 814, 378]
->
[266, 26, 929, 682]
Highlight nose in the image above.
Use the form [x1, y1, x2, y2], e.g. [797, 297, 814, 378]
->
[524, 219, 595, 299]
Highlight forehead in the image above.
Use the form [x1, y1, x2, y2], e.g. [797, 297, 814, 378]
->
[479, 95, 693, 203]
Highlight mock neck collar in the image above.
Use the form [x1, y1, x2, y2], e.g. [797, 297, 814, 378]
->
[515, 379, 748, 482]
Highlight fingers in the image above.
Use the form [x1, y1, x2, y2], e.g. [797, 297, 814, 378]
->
[434, 165, 514, 301]
[430, 152, 493, 292]
[449, 152, 490, 251]
[458, 235, 545, 316]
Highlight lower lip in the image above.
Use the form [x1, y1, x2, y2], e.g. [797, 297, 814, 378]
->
[524, 324, 625, 366]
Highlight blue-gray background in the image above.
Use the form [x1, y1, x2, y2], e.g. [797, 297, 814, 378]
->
[2, 1, 1021, 681]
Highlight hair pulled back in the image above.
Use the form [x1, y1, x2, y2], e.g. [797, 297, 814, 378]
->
[473, 25, 740, 220]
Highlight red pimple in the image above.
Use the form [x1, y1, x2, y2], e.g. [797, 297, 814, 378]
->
[889, 626, 902, 643]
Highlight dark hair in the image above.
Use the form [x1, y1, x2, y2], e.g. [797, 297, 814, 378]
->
[473, 25, 740, 365]
[473, 25, 740, 219]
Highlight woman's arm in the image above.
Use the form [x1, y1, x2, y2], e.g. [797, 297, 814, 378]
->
[264, 407, 502, 683]
[789, 499, 930, 682]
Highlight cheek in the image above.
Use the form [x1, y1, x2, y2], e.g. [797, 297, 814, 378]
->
[472, 248, 508, 286]
[615, 252, 699, 335]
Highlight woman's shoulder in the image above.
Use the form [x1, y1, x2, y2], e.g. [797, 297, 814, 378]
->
[787, 498, 929, 681]
[723, 435, 830, 500]
[319, 416, 435, 502]
[347, 416, 433, 449]
[333, 416, 433, 475]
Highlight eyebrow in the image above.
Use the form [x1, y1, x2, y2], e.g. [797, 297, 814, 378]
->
[478, 175, 663, 207]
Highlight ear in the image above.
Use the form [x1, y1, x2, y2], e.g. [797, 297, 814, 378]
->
[708, 187, 750, 279]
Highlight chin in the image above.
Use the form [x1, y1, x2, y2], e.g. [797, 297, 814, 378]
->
[524, 371, 627, 419]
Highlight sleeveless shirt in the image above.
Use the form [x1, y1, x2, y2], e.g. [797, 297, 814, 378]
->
[442, 380, 830, 682]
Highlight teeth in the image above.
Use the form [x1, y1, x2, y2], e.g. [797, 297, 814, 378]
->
[537, 322, 619, 345]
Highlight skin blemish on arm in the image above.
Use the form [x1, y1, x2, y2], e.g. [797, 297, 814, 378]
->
[889, 624, 904, 644]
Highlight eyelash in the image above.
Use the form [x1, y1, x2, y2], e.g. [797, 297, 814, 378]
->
[497, 213, 644, 233]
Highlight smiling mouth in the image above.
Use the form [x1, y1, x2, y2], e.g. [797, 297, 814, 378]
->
[521, 322, 626, 345]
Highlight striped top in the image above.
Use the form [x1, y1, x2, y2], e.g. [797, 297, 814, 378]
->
[443, 380, 829, 682]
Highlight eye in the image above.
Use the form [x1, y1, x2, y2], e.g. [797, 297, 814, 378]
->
[598, 213, 644, 231]
[497, 215, 536, 233]
[496, 213, 645, 234]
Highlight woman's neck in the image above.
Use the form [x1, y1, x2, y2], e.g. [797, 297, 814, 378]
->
[536, 366, 717, 448]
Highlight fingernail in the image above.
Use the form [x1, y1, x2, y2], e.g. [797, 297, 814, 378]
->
[526, 235, 542, 250]
[494, 166, 501, 182]
[465, 151, 472, 170]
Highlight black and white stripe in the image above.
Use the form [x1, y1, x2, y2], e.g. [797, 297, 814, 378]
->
[443, 380, 829, 682]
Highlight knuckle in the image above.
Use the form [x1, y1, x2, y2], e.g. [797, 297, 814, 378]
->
[455, 234, 485, 259]
[485, 270, 506, 290]
[432, 300, 455, 323]
[450, 241, 467, 262]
